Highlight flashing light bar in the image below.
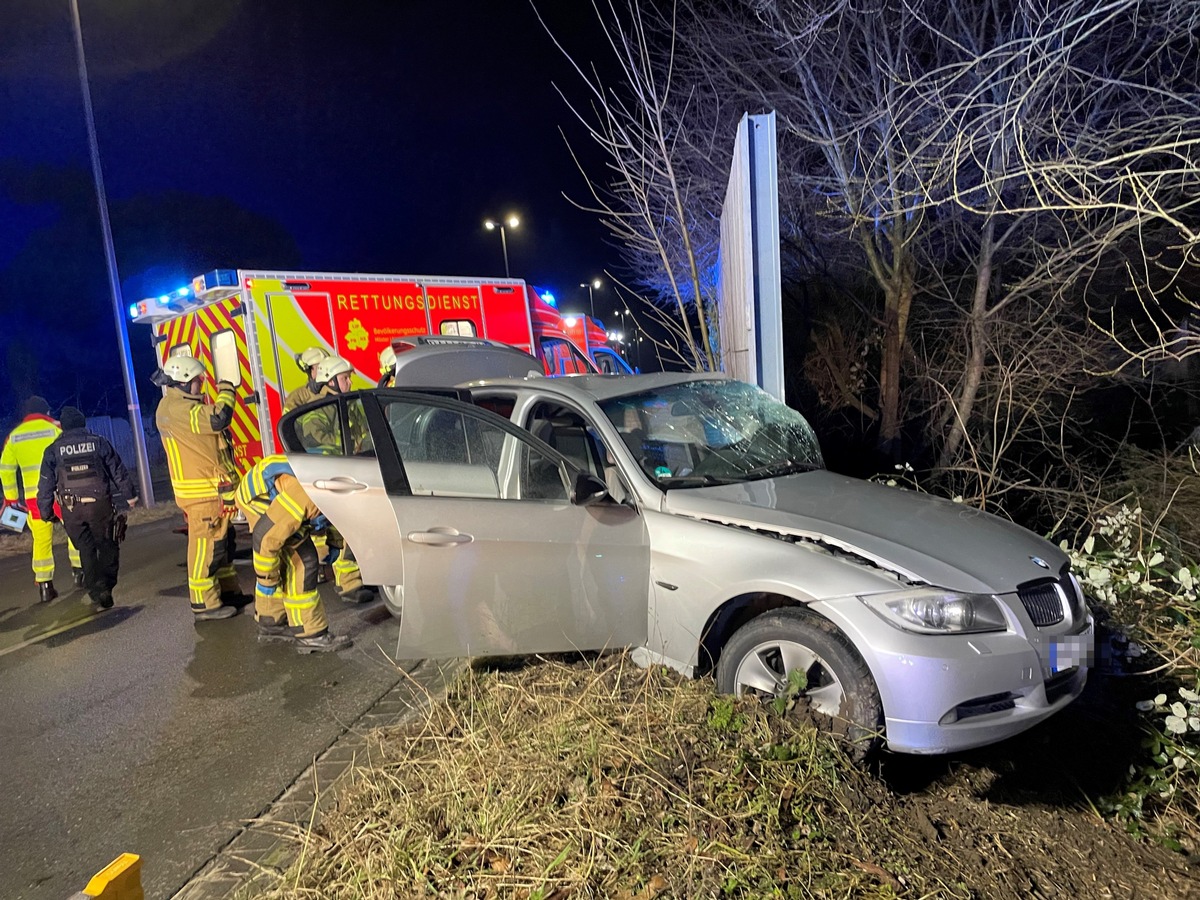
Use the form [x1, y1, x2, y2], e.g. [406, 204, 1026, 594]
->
[541, 291, 557, 307]
[129, 268, 241, 321]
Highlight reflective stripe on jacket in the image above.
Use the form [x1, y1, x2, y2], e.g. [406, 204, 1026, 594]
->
[155, 385, 238, 500]
[1, 414, 62, 520]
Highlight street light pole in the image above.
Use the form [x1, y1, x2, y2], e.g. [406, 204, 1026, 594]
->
[483, 215, 520, 278]
[579, 278, 601, 319]
[69, 0, 155, 507]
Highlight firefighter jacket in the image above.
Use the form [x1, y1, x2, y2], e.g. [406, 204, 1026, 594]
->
[156, 383, 239, 502]
[282, 380, 321, 414]
[297, 385, 369, 454]
[235, 454, 322, 584]
[1, 414, 61, 521]
[36, 427, 138, 520]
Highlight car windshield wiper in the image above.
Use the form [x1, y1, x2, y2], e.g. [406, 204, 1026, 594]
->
[656, 473, 732, 489]
[738, 460, 820, 480]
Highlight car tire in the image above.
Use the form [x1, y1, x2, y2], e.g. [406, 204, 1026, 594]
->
[380, 585, 403, 620]
[716, 608, 884, 759]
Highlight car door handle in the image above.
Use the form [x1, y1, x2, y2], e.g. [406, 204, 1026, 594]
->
[313, 477, 369, 493]
[408, 528, 472, 546]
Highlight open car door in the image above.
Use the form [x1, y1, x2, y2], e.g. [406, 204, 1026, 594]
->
[281, 390, 649, 659]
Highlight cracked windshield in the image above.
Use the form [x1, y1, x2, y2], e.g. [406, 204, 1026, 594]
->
[599, 380, 824, 487]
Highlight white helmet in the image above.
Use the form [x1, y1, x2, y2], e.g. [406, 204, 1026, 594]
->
[313, 355, 353, 386]
[378, 345, 397, 376]
[160, 356, 206, 385]
[295, 346, 329, 373]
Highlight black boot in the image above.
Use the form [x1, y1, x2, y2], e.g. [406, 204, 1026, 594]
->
[38, 581, 57, 603]
[294, 631, 352, 654]
[255, 617, 294, 644]
[72, 567, 84, 588]
[91, 590, 114, 610]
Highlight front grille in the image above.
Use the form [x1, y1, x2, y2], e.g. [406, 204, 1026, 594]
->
[1059, 568, 1087, 619]
[1017, 580, 1065, 627]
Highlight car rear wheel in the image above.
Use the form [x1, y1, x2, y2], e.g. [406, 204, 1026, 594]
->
[716, 608, 884, 759]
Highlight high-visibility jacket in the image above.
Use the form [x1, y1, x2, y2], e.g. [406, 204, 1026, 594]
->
[235, 454, 321, 585]
[282, 381, 321, 414]
[156, 384, 238, 502]
[1, 414, 62, 521]
[297, 385, 369, 454]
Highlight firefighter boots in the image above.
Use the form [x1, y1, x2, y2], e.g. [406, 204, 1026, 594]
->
[294, 631, 352, 654]
[72, 567, 85, 588]
[339, 586, 377, 605]
[256, 617, 294, 644]
[94, 590, 114, 610]
[193, 604, 238, 622]
[38, 581, 57, 603]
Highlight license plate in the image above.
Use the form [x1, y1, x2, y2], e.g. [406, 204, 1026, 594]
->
[1050, 626, 1094, 673]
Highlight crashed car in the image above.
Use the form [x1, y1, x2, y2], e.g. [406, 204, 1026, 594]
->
[279, 370, 1094, 755]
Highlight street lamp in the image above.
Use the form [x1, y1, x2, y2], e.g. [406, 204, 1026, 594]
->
[68, 0, 155, 506]
[579, 278, 601, 319]
[483, 215, 519, 277]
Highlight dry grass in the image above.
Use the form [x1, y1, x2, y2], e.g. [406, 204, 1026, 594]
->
[248, 655, 977, 900]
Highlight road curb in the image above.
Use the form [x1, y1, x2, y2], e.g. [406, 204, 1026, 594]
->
[170, 657, 466, 900]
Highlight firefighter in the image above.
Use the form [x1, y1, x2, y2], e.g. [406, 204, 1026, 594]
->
[292, 355, 375, 604]
[377, 345, 396, 388]
[235, 454, 352, 653]
[36, 407, 138, 609]
[282, 346, 331, 414]
[153, 356, 246, 620]
[1, 396, 82, 601]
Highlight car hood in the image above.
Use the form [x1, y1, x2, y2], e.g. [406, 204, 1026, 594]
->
[660, 470, 1066, 594]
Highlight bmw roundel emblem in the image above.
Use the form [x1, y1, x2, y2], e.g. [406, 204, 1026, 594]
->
[1030, 556, 1051, 570]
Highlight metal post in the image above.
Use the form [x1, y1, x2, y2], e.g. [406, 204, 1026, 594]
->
[69, 0, 155, 506]
[499, 226, 510, 278]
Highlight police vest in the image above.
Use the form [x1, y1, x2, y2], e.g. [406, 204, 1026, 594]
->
[55, 435, 107, 501]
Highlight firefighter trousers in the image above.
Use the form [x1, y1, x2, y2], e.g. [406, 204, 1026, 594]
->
[325, 527, 363, 593]
[179, 497, 240, 612]
[29, 517, 81, 583]
[62, 497, 119, 602]
[247, 510, 328, 638]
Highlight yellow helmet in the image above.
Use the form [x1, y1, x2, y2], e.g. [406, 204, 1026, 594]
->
[160, 356, 206, 385]
[313, 355, 353, 385]
[378, 345, 397, 376]
[295, 347, 330, 373]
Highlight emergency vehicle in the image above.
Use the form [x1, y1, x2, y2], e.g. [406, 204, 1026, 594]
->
[130, 269, 596, 471]
[561, 314, 636, 374]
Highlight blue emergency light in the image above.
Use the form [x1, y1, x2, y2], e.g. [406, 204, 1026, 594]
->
[195, 269, 238, 292]
[541, 291, 557, 307]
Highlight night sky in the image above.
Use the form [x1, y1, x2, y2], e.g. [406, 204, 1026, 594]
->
[0, 0, 618, 421]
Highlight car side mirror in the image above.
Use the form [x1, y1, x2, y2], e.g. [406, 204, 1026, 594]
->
[570, 470, 609, 507]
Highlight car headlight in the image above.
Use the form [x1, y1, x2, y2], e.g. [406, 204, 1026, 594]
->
[859, 588, 1008, 635]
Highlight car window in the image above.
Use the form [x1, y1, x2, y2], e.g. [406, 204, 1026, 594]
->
[292, 397, 372, 457]
[539, 338, 592, 375]
[380, 396, 569, 502]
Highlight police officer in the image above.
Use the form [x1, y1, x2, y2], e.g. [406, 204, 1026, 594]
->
[291, 356, 375, 605]
[1, 395, 82, 601]
[36, 407, 137, 609]
[154, 356, 246, 620]
[235, 454, 351, 653]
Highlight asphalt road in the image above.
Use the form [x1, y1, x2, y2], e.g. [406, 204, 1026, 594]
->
[0, 517, 406, 900]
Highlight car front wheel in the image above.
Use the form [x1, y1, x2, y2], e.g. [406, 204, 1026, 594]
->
[716, 608, 884, 758]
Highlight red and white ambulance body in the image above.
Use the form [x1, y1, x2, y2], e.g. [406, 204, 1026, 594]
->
[130, 269, 595, 472]
[561, 314, 636, 375]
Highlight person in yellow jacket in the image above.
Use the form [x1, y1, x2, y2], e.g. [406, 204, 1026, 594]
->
[1, 396, 82, 602]
[282, 346, 332, 577]
[153, 357, 246, 620]
[377, 344, 396, 388]
[235, 454, 351, 654]
[282, 346, 330, 414]
[289, 355, 375, 604]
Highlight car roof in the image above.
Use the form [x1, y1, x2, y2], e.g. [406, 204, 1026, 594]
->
[462, 370, 733, 403]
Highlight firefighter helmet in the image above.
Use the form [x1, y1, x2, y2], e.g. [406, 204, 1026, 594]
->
[313, 355, 353, 386]
[295, 346, 330, 373]
[160, 356, 207, 385]
[379, 345, 396, 376]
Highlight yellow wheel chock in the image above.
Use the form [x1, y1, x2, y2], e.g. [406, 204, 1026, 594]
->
[75, 853, 143, 900]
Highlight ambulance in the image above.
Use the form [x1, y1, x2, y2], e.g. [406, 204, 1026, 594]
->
[561, 313, 636, 374]
[130, 269, 597, 472]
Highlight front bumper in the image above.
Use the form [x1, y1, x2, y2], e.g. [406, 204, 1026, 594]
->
[813, 597, 1094, 755]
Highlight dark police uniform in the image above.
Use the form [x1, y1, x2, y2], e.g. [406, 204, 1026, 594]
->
[36, 409, 138, 608]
